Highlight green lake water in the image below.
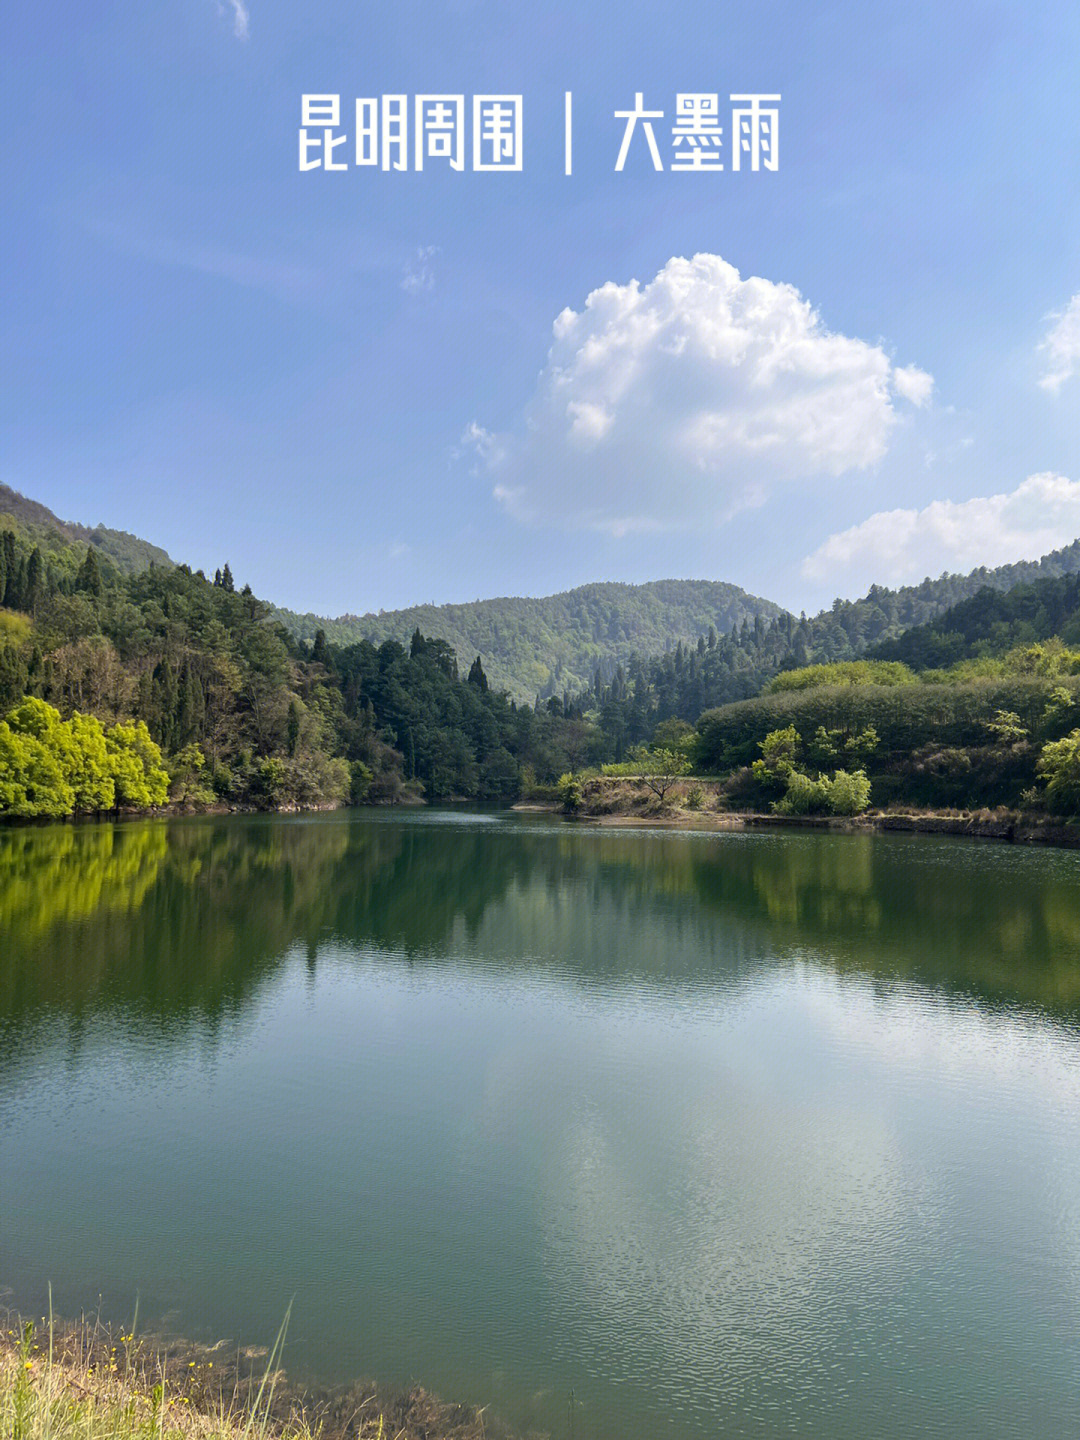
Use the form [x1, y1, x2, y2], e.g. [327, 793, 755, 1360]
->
[2, 809, 1080, 1438]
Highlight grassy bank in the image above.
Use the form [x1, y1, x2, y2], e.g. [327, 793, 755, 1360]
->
[1, 1310, 508, 1440]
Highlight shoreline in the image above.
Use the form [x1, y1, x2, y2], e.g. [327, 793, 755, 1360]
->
[0, 1307, 524, 1440]
[512, 799, 1080, 847]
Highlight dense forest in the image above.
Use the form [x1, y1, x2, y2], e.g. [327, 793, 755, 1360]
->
[2, 482, 1080, 822]
[277, 539, 1080, 702]
[274, 579, 787, 700]
[0, 514, 613, 816]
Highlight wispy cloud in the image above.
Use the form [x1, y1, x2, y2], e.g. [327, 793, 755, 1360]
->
[1039, 293, 1080, 393]
[216, 0, 250, 40]
[401, 246, 439, 295]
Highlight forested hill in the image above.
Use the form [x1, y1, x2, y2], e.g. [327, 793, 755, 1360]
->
[273, 580, 787, 701]
[0, 483, 174, 575]
[579, 538, 1080, 722]
[869, 569, 1080, 671]
[279, 537, 1080, 710]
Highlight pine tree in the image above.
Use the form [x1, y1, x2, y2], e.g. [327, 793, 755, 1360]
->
[77, 546, 103, 597]
[24, 548, 44, 615]
[311, 629, 331, 667]
[221, 563, 235, 593]
[467, 656, 488, 691]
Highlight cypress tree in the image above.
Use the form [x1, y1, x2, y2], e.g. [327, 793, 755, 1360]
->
[5, 555, 24, 610]
[311, 629, 330, 667]
[221, 563, 235, 593]
[77, 546, 103, 597]
[467, 656, 488, 691]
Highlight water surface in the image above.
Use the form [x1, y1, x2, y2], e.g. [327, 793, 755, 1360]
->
[2, 810, 1080, 1438]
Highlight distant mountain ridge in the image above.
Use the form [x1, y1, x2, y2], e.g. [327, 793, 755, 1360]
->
[273, 579, 788, 700]
[0, 483, 174, 574]
[5, 479, 1080, 706]
[273, 541, 1080, 703]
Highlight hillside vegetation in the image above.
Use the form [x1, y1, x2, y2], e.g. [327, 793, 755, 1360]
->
[2, 480, 1080, 825]
[276, 541, 1080, 705]
[0, 483, 174, 575]
[274, 579, 786, 701]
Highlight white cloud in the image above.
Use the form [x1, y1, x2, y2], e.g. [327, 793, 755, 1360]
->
[218, 0, 249, 38]
[892, 363, 934, 407]
[1039, 294, 1080, 393]
[401, 245, 438, 295]
[800, 472, 1080, 587]
[465, 253, 933, 535]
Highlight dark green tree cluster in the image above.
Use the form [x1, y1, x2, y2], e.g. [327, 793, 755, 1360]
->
[0, 529, 616, 815]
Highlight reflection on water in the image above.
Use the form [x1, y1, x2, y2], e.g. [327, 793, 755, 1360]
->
[3, 811, 1080, 1439]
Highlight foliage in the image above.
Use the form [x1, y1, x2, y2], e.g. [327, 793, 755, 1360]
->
[1037, 730, 1080, 814]
[558, 771, 583, 813]
[0, 699, 172, 817]
[767, 660, 917, 692]
[985, 709, 1028, 743]
[751, 725, 800, 784]
[274, 578, 787, 703]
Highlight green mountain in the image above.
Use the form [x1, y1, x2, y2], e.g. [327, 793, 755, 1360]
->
[273, 580, 788, 701]
[869, 569, 1080, 670]
[0, 483, 174, 574]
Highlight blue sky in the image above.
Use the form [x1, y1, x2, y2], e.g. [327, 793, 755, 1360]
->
[3, 0, 1079, 618]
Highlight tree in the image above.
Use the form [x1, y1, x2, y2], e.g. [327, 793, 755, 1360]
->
[0, 720, 73, 816]
[24, 547, 44, 615]
[1037, 729, 1080, 813]
[752, 726, 800, 783]
[66, 711, 116, 811]
[311, 629, 331, 668]
[105, 720, 170, 807]
[77, 547, 103, 598]
[467, 655, 489, 691]
[985, 709, 1028, 743]
[1, 531, 17, 607]
[640, 748, 691, 804]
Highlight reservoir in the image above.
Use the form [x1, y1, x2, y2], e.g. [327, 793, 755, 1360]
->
[2, 810, 1079, 1438]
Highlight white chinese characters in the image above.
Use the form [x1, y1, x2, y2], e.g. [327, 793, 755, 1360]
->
[611, 92, 780, 171]
[297, 91, 779, 175]
[299, 94, 523, 171]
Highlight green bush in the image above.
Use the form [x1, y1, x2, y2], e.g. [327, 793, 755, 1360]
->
[773, 766, 872, 816]
[557, 771, 583, 813]
[1037, 729, 1080, 814]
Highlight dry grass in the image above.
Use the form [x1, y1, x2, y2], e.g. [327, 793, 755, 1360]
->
[1, 1302, 508, 1440]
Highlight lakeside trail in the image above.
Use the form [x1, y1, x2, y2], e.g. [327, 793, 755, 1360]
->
[1, 1311, 530, 1440]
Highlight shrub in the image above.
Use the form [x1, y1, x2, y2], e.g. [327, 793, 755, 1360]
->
[826, 768, 872, 815]
[1037, 729, 1080, 814]
[774, 770, 831, 815]
[773, 767, 872, 816]
[557, 771, 583, 812]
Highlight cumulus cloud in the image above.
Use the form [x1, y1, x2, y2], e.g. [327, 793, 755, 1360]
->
[465, 253, 933, 535]
[214, 0, 249, 38]
[1039, 294, 1080, 393]
[402, 245, 438, 295]
[800, 472, 1080, 587]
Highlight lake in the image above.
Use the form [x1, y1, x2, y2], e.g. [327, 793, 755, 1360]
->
[2, 809, 1080, 1438]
